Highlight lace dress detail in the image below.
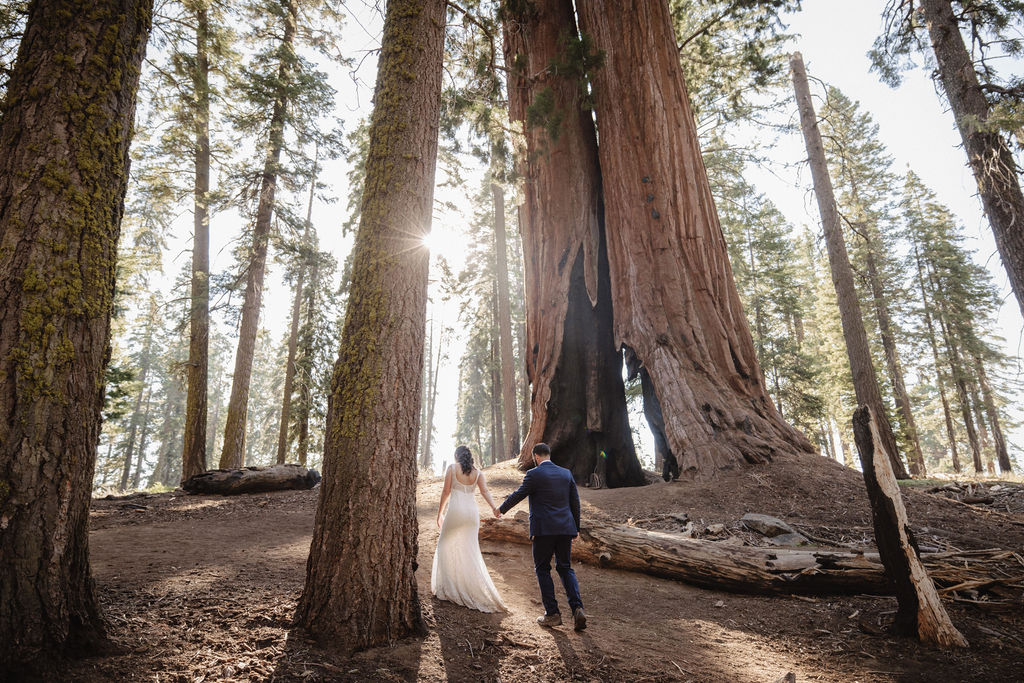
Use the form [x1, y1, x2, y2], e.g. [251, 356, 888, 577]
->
[431, 466, 506, 612]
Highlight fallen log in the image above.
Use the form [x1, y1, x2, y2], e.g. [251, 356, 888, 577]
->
[481, 512, 889, 595]
[181, 464, 321, 495]
[853, 405, 967, 648]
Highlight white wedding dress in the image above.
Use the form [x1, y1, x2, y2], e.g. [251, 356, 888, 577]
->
[431, 466, 507, 612]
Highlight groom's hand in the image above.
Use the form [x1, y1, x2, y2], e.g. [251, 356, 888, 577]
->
[493, 508, 502, 518]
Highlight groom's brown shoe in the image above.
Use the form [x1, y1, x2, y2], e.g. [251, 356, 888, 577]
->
[537, 613, 562, 627]
[573, 607, 587, 632]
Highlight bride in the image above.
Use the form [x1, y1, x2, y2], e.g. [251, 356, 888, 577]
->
[431, 445, 506, 612]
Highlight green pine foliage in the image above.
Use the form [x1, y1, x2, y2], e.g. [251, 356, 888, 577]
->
[871, 0, 1024, 140]
[901, 171, 1019, 473]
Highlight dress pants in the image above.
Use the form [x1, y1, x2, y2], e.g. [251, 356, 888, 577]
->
[532, 534, 582, 616]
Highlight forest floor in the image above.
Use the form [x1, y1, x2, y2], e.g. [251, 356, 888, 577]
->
[68, 452, 1024, 682]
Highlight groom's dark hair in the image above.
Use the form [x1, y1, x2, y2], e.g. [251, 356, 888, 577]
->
[532, 443, 551, 457]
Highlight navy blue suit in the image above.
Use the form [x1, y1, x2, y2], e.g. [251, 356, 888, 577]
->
[499, 460, 583, 616]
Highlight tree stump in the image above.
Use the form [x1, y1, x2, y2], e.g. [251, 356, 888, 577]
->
[181, 464, 321, 495]
[852, 405, 967, 647]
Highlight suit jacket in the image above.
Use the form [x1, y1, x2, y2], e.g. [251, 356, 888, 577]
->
[499, 460, 580, 538]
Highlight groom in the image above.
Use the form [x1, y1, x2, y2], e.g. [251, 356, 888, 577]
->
[498, 443, 586, 631]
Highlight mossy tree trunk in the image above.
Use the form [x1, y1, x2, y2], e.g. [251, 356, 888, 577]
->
[790, 51, 907, 477]
[503, 0, 643, 487]
[0, 0, 152, 670]
[219, 0, 296, 469]
[293, 0, 445, 652]
[181, 3, 211, 482]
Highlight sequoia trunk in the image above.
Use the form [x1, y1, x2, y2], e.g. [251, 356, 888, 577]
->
[790, 51, 908, 478]
[0, 0, 152, 669]
[294, 0, 445, 651]
[503, 0, 643, 486]
[572, 1, 813, 474]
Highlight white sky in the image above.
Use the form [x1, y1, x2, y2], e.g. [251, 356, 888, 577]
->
[154, 0, 1023, 476]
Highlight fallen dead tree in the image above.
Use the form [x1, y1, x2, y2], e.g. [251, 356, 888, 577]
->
[181, 464, 321, 495]
[480, 512, 1022, 598]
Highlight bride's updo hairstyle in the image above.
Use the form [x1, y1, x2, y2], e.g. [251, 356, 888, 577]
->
[454, 445, 474, 475]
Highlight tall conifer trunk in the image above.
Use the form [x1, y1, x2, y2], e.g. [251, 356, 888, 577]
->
[491, 178, 519, 460]
[276, 158, 317, 465]
[973, 353, 1011, 473]
[181, 3, 211, 482]
[120, 334, 154, 489]
[0, 0, 152, 669]
[920, 0, 1024, 322]
[565, 1, 811, 475]
[789, 51, 908, 478]
[503, 0, 642, 486]
[219, 0, 297, 468]
[913, 241, 962, 472]
[863, 240, 926, 475]
[294, 0, 445, 651]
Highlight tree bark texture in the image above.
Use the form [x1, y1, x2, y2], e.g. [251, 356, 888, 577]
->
[852, 406, 967, 647]
[276, 163, 316, 465]
[0, 0, 152, 670]
[294, 0, 445, 652]
[920, 0, 1024, 322]
[790, 51, 909, 479]
[503, 0, 643, 487]
[219, 0, 297, 469]
[574, 1, 813, 474]
[181, 4, 211, 483]
[491, 180, 519, 460]
[863, 242, 926, 476]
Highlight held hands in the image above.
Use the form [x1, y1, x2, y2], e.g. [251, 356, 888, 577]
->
[491, 505, 502, 519]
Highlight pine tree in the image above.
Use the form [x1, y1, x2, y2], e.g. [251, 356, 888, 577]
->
[295, 0, 446, 651]
[0, 0, 152, 668]
[218, 0, 340, 468]
[819, 86, 927, 476]
[901, 171, 1014, 473]
[872, 0, 1024, 320]
[790, 52, 910, 478]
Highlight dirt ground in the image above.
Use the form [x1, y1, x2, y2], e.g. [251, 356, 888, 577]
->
[68, 452, 1024, 682]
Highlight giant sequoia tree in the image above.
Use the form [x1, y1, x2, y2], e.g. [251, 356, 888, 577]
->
[502, 0, 643, 485]
[0, 0, 152, 669]
[575, 0, 813, 472]
[294, 0, 445, 651]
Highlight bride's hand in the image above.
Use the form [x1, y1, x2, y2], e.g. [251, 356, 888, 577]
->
[491, 506, 501, 518]
[436, 514, 442, 529]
